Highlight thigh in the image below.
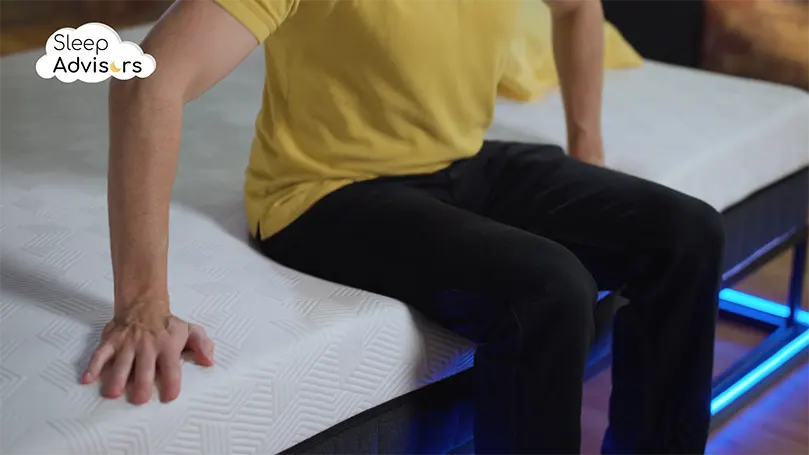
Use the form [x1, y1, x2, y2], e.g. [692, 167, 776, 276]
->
[260, 179, 590, 341]
[476, 141, 720, 289]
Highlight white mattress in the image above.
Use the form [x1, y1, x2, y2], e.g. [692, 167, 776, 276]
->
[2, 24, 808, 455]
[487, 60, 809, 213]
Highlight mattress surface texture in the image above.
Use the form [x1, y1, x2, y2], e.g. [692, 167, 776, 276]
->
[2, 25, 808, 454]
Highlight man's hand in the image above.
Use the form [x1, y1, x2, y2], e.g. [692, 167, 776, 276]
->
[543, 0, 606, 167]
[81, 308, 214, 404]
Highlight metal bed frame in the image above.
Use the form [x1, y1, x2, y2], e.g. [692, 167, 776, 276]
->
[585, 224, 808, 429]
[710, 226, 808, 427]
[601, 0, 809, 429]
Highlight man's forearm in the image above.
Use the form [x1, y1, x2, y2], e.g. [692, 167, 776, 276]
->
[550, 0, 605, 159]
[107, 78, 183, 314]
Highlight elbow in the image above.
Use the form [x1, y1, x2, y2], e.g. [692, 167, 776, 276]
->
[108, 76, 151, 107]
[108, 78, 134, 110]
[544, 0, 601, 18]
[108, 73, 186, 109]
[108, 76, 133, 102]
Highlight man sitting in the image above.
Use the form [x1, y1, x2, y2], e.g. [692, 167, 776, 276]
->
[82, 1, 724, 453]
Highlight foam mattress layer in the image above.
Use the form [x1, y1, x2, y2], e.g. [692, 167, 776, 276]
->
[2, 24, 808, 455]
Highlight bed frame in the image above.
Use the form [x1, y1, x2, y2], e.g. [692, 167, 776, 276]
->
[603, 0, 809, 429]
[711, 170, 808, 428]
[582, 168, 809, 431]
[283, 1, 809, 452]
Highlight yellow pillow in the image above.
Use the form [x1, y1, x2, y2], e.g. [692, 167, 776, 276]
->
[498, 0, 643, 101]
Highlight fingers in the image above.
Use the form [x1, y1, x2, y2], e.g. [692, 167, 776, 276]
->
[84, 317, 214, 404]
[103, 340, 135, 399]
[186, 324, 215, 366]
[158, 353, 182, 403]
[130, 339, 157, 405]
[82, 343, 115, 384]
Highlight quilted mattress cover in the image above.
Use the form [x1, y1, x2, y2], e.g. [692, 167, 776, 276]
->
[2, 24, 808, 454]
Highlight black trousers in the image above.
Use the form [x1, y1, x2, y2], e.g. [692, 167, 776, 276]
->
[260, 141, 723, 454]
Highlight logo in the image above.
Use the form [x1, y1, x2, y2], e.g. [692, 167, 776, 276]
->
[35, 23, 156, 83]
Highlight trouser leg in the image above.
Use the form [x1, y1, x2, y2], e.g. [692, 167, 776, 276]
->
[260, 178, 597, 454]
[473, 141, 724, 454]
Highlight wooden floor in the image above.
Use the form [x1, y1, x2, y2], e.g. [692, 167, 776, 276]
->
[2, 9, 808, 455]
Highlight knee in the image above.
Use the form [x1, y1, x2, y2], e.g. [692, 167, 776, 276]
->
[511, 247, 598, 340]
[548, 251, 600, 318]
[687, 199, 725, 257]
[661, 195, 725, 259]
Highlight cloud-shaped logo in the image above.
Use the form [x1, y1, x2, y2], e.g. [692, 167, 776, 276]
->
[35, 22, 156, 83]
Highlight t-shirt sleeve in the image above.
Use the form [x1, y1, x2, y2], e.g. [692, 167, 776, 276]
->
[214, 0, 300, 42]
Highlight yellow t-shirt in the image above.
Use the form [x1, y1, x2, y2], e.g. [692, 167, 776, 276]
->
[214, 0, 522, 239]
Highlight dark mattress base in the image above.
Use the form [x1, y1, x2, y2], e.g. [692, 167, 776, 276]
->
[282, 167, 809, 455]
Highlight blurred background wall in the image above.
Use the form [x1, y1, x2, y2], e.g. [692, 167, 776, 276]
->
[0, 0, 171, 55]
[1, 0, 807, 86]
[702, 0, 809, 90]
[0, 0, 170, 27]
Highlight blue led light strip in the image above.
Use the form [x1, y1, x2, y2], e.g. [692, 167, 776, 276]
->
[719, 288, 809, 325]
[711, 330, 809, 415]
[711, 289, 809, 416]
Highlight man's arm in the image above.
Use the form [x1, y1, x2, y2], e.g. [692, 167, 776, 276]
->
[544, 0, 605, 165]
[85, 0, 259, 404]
